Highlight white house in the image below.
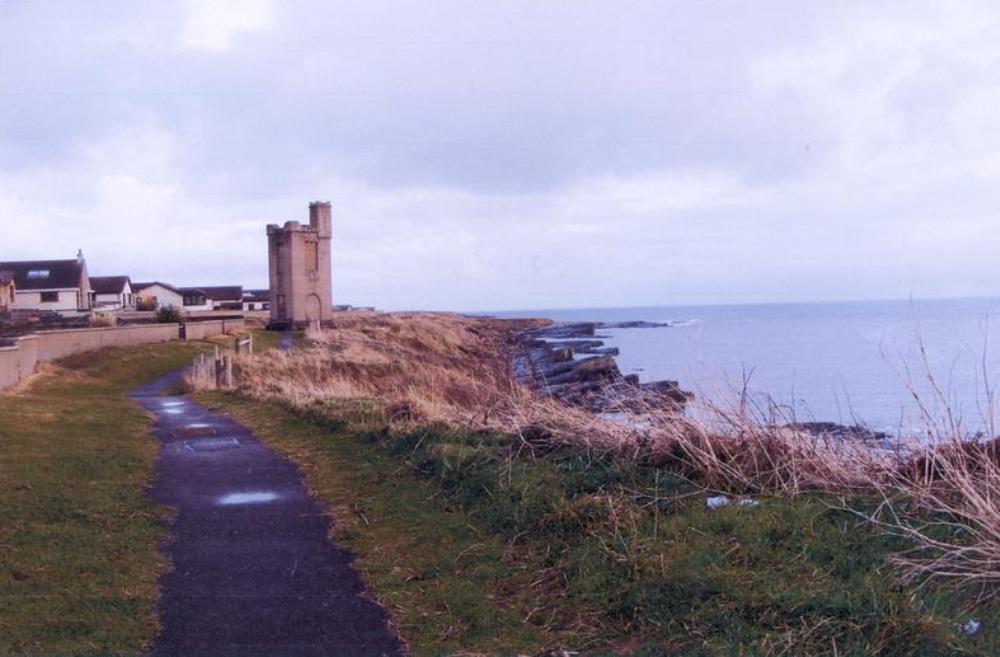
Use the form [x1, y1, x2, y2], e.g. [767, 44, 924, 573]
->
[197, 286, 244, 311]
[178, 287, 213, 312]
[0, 253, 92, 316]
[133, 281, 184, 310]
[242, 289, 271, 312]
[89, 276, 135, 310]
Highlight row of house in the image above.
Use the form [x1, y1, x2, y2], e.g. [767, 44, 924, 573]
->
[132, 282, 270, 313]
[0, 253, 270, 316]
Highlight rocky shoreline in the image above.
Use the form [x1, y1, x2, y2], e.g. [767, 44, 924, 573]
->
[513, 321, 692, 413]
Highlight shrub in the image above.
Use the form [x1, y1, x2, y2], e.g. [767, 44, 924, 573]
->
[89, 312, 115, 328]
[156, 305, 182, 323]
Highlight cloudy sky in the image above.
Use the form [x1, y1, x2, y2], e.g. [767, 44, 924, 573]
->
[3, 1, 1000, 311]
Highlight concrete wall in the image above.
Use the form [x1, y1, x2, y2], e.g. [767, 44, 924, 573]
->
[0, 336, 38, 390]
[182, 318, 245, 341]
[0, 319, 245, 391]
[33, 324, 181, 362]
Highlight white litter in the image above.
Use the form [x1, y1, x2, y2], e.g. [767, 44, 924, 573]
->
[706, 495, 730, 509]
[962, 619, 981, 635]
[706, 495, 760, 510]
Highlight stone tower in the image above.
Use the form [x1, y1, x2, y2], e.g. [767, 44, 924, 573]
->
[266, 202, 334, 329]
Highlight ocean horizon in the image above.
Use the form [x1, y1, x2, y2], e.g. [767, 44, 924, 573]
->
[494, 297, 1000, 434]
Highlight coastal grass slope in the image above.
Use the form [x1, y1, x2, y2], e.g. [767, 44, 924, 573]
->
[0, 341, 209, 655]
[191, 311, 1000, 656]
[196, 392, 996, 656]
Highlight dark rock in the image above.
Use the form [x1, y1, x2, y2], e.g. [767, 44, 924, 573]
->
[514, 320, 692, 414]
[545, 340, 605, 352]
[786, 422, 889, 442]
[525, 322, 599, 340]
[602, 320, 673, 329]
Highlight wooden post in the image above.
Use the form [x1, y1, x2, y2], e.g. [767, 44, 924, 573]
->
[224, 355, 233, 388]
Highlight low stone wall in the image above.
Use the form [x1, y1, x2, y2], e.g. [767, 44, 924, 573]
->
[182, 318, 245, 341]
[33, 324, 181, 362]
[0, 319, 246, 391]
[0, 336, 38, 390]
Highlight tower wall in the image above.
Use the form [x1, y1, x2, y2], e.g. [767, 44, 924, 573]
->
[267, 202, 334, 328]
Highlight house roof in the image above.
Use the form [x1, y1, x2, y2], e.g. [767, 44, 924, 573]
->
[243, 289, 270, 302]
[89, 276, 131, 295]
[0, 260, 85, 291]
[177, 287, 208, 297]
[196, 286, 244, 301]
[134, 281, 181, 295]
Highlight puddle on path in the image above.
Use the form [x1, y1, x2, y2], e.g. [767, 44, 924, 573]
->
[174, 426, 218, 439]
[217, 491, 280, 506]
[184, 437, 241, 452]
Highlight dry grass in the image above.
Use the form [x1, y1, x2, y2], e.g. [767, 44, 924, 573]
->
[198, 312, 534, 425]
[187, 310, 1000, 594]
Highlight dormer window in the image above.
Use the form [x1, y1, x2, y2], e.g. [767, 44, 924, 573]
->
[27, 270, 50, 279]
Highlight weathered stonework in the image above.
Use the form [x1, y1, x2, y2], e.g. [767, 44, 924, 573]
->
[267, 202, 334, 329]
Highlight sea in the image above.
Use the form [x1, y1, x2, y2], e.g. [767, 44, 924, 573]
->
[494, 298, 1000, 436]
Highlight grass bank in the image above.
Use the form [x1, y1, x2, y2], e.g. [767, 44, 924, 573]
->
[198, 391, 999, 656]
[0, 341, 209, 656]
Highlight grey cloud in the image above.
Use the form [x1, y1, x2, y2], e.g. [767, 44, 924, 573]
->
[1, 0, 828, 193]
[3, 1, 1000, 311]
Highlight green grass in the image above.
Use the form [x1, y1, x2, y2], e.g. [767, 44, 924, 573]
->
[0, 341, 210, 656]
[249, 328, 282, 352]
[199, 394, 1000, 657]
[241, 327, 303, 353]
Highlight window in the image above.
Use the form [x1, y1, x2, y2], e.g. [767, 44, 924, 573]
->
[40, 291, 58, 303]
[27, 270, 50, 279]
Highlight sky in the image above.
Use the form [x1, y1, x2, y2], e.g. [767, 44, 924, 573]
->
[3, 0, 1000, 312]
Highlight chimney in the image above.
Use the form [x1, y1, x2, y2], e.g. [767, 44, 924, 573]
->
[76, 249, 85, 264]
[308, 201, 332, 238]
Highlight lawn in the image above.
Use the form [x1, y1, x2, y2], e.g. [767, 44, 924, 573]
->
[0, 341, 209, 656]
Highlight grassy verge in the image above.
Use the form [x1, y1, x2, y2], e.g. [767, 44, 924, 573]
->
[248, 328, 282, 352]
[0, 341, 210, 656]
[196, 393, 999, 657]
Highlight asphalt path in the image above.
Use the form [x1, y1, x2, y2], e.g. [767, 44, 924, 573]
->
[132, 370, 404, 657]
